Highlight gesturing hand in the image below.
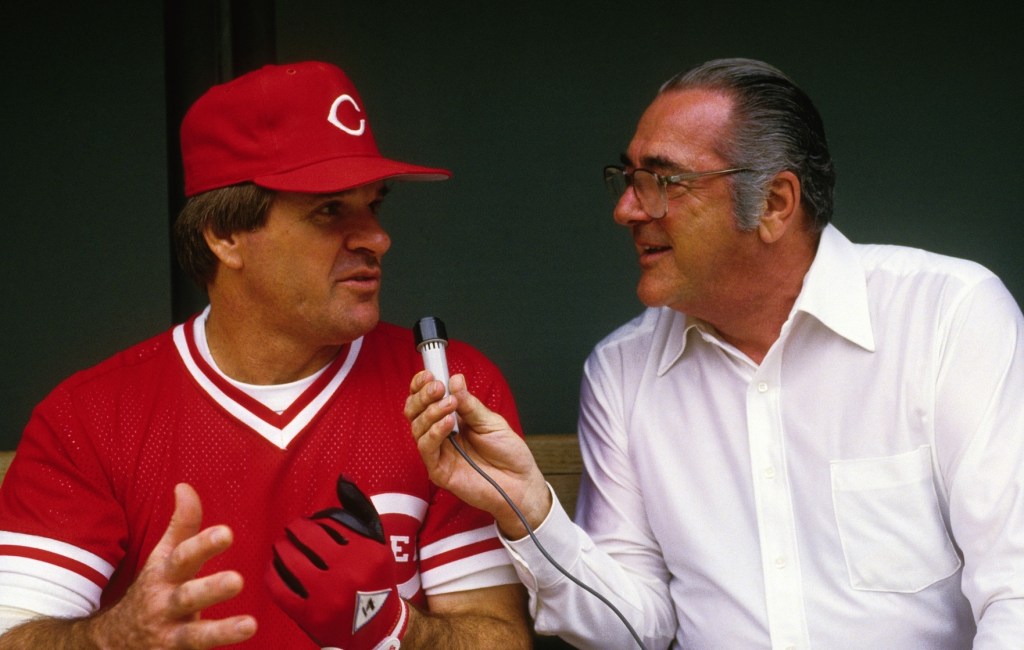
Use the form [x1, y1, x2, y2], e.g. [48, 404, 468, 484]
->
[265, 475, 408, 650]
[89, 483, 256, 648]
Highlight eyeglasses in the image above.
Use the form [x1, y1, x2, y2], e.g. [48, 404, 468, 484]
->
[603, 165, 750, 219]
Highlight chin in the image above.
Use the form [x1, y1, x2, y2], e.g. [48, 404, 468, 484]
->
[326, 305, 379, 343]
[347, 312, 380, 338]
[636, 273, 691, 311]
[636, 283, 670, 309]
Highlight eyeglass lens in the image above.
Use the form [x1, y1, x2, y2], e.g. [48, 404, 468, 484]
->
[605, 168, 665, 219]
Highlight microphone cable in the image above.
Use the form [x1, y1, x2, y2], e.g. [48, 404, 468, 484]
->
[414, 316, 648, 649]
[447, 434, 648, 650]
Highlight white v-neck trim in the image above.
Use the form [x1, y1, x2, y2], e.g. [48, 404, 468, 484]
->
[172, 308, 363, 449]
[191, 308, 327, 414]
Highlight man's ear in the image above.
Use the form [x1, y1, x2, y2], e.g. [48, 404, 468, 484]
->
[203, 226, 245, 270]
[758, 170, 801, 244]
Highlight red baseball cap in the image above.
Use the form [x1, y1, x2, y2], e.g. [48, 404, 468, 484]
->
[180, 61, 450, 197]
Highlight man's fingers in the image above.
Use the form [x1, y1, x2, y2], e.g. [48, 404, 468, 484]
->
[163, 483, 204, 550]
[447, 374, 507, 431]
[171, 615, 257, 649]
[143, 483, 207, 577]
[448, 373, 468, 393]
[165, 524, 234, 583]
[406, 378, 456, 437]
[409, 369, 434, 393]
[404, 371, 445, 425]
[169, 570, 245, 618]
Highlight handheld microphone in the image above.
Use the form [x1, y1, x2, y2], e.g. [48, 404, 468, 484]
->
[413, 316, 459, 434]
[410, 315, 646, 648]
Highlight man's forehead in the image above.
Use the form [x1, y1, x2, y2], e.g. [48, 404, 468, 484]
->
[627, 89, 733, 168]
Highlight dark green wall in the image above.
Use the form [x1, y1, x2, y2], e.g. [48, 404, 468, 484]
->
[0, 3, 170, 449]
[2, 2, 1021, 447]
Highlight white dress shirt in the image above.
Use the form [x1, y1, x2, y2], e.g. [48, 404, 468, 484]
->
[504, 225, 1024, 649]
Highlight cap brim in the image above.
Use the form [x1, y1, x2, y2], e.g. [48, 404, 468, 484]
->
[253, 155, 450, 193]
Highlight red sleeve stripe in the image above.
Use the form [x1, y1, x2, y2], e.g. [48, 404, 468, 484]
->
[417, 536, 504, 573]
[0, 545, 108, 589]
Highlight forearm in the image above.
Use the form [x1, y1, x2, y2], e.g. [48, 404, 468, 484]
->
[405, 583, 531, 650]
[402, 602, 531, 650]
[0, 615, 100, 650]
[504, 495, 675, 649]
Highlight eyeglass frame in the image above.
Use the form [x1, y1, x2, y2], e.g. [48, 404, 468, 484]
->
[603, 165, 751, 219]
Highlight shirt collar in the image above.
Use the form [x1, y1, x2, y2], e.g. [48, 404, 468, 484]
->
[657, 311, 710, 376]
[793, 224, 875, 353]
[657, 224, 875, 375]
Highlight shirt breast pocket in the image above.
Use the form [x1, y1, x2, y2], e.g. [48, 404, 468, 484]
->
[830, 445, 961, 593]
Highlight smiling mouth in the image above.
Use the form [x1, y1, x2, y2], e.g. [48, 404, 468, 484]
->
[639, 244, 672, 259]
[637, 245, 671, 268]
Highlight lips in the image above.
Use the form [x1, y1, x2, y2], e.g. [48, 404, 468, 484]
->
[344, 269, 380, 281]
[636, 239, 672, 267]
[337, 266, 381, 287]
[640, 244, 671, 254]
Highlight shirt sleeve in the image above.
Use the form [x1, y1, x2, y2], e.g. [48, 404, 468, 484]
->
[0, 382, 123, 620]
[933, 275, 1024, 647]
[501, 351, 676, 649]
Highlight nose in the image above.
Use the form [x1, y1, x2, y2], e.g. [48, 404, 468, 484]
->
[347, 213, 392, 258]
[612, 186, 653, 226]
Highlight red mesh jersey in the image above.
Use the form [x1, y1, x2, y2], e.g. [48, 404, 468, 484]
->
[0, 317, 522, 648]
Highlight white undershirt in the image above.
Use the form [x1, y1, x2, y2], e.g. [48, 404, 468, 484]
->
[193, 306, 327, 414]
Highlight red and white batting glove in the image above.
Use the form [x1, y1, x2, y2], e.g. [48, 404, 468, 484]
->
[266, 475, 409, 650]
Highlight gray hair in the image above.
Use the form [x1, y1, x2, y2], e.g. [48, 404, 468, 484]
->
[659, 58, 835, 231]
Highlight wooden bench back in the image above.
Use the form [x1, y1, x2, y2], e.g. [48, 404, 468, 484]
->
[0, 450, 13, 488]
[0, 435, 583, 510]
[524, 433, 582, 516]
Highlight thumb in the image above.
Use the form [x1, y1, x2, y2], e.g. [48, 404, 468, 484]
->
[448, 374, 509, 432]
[148, 483, 203, 567]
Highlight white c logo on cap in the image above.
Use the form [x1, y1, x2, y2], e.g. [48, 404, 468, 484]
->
[327, 94, 365, 136]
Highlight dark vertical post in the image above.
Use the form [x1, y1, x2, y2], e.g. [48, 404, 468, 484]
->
[230, 0, 277, 77]
[163, 0, 277, 323]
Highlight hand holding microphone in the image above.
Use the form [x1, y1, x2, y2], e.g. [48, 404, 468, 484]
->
[413, 316, 459, 435]
[407, 318, 648, 648]
[409, 317, 552, 539]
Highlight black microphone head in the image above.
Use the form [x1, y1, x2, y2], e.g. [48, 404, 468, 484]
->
[414, 316, 448, 347]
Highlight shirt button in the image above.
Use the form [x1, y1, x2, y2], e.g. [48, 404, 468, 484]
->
[774, 556, 787, 568]
[757, 381, 769, 393]
[763, 466, 776, 479]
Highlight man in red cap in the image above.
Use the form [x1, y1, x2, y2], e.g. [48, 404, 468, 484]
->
[0, 62, 530, 649]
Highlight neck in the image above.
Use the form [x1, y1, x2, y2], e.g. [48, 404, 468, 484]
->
[203, 303, 341, 385]
[699, 230, 819, 365]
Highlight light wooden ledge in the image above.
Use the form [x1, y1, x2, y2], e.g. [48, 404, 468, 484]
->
[525, 433, 582, 516]
[1, 436, 584, 511]
[0, 450, 13, 488]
